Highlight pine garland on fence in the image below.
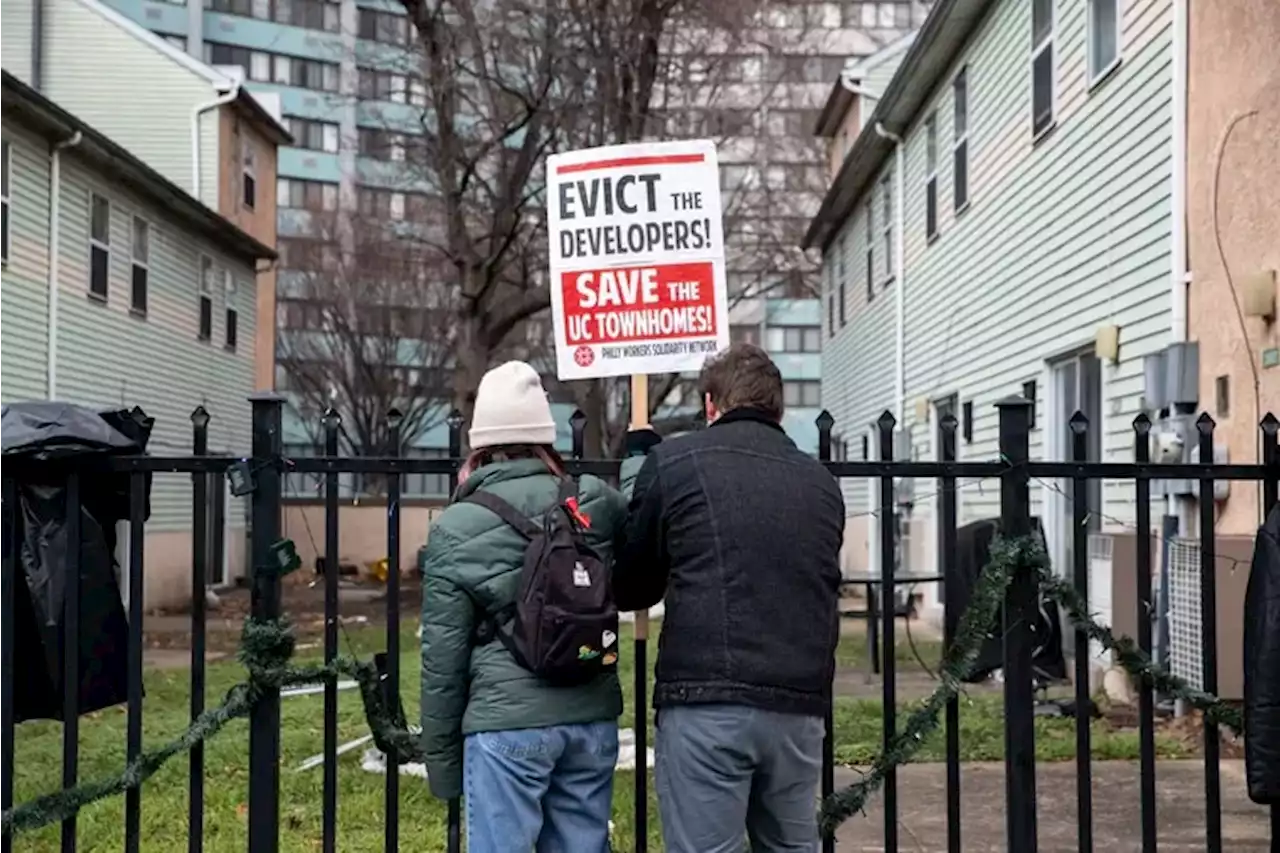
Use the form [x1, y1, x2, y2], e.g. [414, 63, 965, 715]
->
[817, 535, 1247, 839]
[1, 534, 1250, 840]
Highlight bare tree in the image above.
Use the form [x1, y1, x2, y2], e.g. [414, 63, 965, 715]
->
[335, 0, 830, 454]
[276, 208, 455, 459]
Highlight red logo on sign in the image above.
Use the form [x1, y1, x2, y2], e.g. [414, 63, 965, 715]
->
[574, 346, 595, 367]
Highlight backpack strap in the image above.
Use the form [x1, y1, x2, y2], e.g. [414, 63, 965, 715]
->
[461, 491, 541, 540]
[555, 476, 579, 504]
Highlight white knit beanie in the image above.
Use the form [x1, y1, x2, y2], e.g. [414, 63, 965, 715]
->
[469, 361, 558, 449]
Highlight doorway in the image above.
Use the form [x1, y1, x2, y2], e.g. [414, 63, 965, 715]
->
[202, 472, 231, 588]
[1047, 351, 1103, 576]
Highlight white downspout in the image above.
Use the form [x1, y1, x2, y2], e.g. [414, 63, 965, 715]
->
[875, 121, 907, 424]
[1171, 0, 1189, 343]
[46, 131, 83, 399]
[191, 83, 240, 202]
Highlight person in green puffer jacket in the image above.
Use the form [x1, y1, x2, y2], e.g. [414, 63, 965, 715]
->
[419, 360, 647, 853]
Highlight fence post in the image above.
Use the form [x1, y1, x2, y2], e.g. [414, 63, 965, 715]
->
[996, 395, 1037, 853]
[1196, 413, 1222, 853]
[939, 413, 961, 853]
[247, 392, 285, 853]
[875, 409, 898, 853]
[816, 409, 836, 853]
[187, 407, 210, 853]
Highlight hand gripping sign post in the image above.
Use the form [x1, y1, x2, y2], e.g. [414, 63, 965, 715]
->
[547, 140, 728, 842]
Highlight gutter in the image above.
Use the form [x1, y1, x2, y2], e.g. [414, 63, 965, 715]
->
[32, 0, 44, 90]
[875, 122, 907, 425]
[47, 131, 84, 399]
[191, 82, 241, 202]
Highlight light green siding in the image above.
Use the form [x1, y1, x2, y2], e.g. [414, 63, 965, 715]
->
[0, 1, 34, 82]
[1, 112, 259, 541]
[53, 151, 257, 530]
[1, 0, 223, 207]
[820, 0, 1175, 565]
[1, 123, 53, 401]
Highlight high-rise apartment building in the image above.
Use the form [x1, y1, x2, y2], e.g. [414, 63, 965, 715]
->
[102, 0, 926, 457]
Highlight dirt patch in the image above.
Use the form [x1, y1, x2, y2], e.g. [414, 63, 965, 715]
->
[1101, 702, 1246, 759]
[144, 576, 424, 654]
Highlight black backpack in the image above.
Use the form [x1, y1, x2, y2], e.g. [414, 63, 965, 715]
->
[464, 479, 619, 686]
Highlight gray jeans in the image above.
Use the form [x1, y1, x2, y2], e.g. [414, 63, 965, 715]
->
[655, 704, 824, 853]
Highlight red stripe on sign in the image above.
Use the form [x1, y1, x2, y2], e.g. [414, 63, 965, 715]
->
[556, 153, 706, 174]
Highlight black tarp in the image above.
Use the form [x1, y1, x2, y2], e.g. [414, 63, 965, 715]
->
[951, 517, 1067, 685]
[2, 401, 154, 722]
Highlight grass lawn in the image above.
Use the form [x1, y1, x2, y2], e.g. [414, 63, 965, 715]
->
[9, 622, 1182, 851]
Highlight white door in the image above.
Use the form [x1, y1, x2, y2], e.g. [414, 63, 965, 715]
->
[1046, 352, 1103, 577]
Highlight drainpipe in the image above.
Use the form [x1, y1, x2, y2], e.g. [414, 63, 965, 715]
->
[1170, 0, 1189, 343]
[875, 121, 907, 425]
[191, 82, 240, 202]
[47, 131, 84, 399]
[32, 0, 44, 90]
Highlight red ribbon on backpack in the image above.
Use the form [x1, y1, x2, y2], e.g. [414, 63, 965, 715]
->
[564, 497, 592, 529]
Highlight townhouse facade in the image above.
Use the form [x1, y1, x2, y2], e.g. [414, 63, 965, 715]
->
[807, 0, 1181, 618]
[1, 71, 276, 606]
[1, 0, 291, 392]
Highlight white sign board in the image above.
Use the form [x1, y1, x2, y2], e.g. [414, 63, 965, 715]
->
[546, 140, 729, 381]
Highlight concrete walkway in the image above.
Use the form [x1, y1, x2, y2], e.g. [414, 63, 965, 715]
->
[833, 760, 1271, 851]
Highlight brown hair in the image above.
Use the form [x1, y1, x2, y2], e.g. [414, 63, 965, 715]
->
[459, 444, 566, 484]
[698, 342, 784, 421]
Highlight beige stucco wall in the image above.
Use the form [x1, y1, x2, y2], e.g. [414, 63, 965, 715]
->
[142, 528, 249, 610]
[1187, 0, 1280, 536]
[282, 504, 446, 577]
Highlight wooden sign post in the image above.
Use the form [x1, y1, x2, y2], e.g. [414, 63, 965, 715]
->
[631, 373, 650, 644]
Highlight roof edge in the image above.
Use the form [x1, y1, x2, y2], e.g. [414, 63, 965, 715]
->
[1, 71, 276, 264]
[803, 0, 993, 252]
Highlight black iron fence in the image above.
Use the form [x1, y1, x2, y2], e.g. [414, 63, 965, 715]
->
[2, 393, 1277, 852]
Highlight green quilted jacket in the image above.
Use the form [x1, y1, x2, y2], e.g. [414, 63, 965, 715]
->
[418, 457, 641, 799]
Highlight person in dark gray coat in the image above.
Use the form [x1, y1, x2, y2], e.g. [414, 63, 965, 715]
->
[616, 343, 845, 853]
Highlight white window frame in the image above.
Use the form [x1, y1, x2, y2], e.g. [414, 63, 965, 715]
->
[1031, 0, 1056, 139]
[924, 111, 938, 241]
[1, 140, 11, 266]
[1087, 0, 1122, 85]
[224, 269, 239, 351]
[953, 65, 970, 212]
[199, 255, 215, 341]
[89, 192, 111, 300]
[130, 216, 150, 315]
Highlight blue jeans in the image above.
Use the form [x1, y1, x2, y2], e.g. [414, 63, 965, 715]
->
[655, 704, 823, 853]
[463, 721, 618, 853]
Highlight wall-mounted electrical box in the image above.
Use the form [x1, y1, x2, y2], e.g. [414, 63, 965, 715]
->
[1164, 341, 1200, 410]
[1191, 442, 1231, 501]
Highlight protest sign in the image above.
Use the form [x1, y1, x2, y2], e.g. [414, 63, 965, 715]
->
[546, 140, 729, 381]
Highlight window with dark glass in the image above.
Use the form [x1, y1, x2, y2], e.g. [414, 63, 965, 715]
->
[953, 66, 970, 210]
[130, 216, 149, 314]
[924, 112, 938, 240]
[1032, 0, 1055, 136]
[89, 193, 110, 299]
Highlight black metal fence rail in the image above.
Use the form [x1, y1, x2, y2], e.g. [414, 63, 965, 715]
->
[2, 393, 1277, 853]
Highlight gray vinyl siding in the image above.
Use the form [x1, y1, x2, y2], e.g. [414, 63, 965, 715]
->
[820, 0, 1174, 545]
[5, 0, 222, 207]
[0, 1, 34, 82]
[54, 151, 257, 530]
[0, 124, 53, 401]
[897, 0, 1173, 531]
[821, 172, 897, 514]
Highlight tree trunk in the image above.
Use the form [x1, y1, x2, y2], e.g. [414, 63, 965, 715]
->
[452, 313, 491, 450]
